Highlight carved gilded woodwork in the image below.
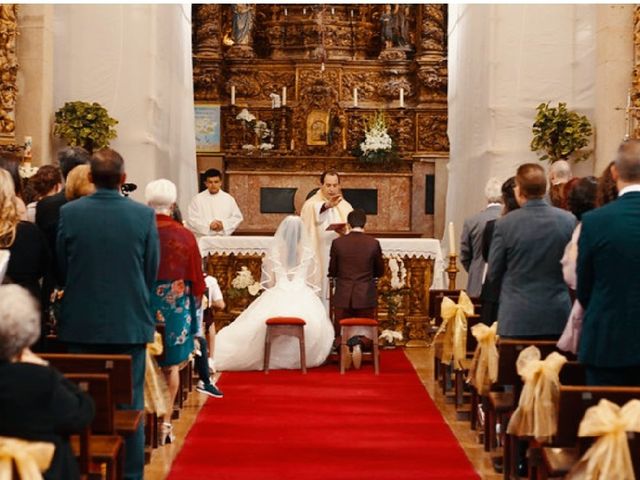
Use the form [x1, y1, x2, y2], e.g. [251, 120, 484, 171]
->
[0, 4, 18, 141]
[205, 252, 434, 345]
[418, 5, 447, 56]
[193, 4, 222, 59]
[417, 113, 449, 152]
[632, 6, 640, 137]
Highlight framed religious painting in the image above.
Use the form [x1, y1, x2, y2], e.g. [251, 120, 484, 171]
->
[194, 103, 221, 153]
[306, 110, 329, 146]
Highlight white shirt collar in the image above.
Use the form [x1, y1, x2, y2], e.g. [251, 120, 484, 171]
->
[350, 227, 364, 233]
[618, 185, 640, 197]
[487, 203, 501, 208]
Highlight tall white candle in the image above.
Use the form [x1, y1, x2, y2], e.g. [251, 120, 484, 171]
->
[321, 62, 325, 73]
[350, 9, 354, 17]
[448, 221, 456, 255]
[331, 7, 335, 15]
[353, 87, 358, 108]
[303, 7, 306, 15]
[284, 7, 287, 16]
[282, 86, 287, 106]
[231, 85, 236, 105]
[399, 88, 404, 108]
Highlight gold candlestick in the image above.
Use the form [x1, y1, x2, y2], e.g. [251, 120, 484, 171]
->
[446, 254, 459, 290]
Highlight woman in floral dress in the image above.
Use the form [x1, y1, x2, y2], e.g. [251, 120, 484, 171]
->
[146, 179, 206, 444]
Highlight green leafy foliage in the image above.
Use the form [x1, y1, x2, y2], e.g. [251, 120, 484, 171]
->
[530, 102, 593, 163]
[53, 101, 118, 152]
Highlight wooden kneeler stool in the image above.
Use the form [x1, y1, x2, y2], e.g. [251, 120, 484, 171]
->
[264, 317, 307, 374]
[339, 317, 379, 375]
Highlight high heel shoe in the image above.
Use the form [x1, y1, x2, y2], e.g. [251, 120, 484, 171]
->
[160, 422, 175, 446]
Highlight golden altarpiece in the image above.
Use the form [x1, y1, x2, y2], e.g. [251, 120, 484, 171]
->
[0, 5, 19, 155]
[193, 5, 448, 345]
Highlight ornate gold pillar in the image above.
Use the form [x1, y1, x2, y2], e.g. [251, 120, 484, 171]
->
[0, 4, 19, 146]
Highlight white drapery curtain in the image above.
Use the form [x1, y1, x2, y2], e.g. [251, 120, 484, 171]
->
[445, 5, 597, 284]
[53, 4, 197, 213]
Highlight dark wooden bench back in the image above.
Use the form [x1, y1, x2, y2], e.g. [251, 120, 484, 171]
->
[41, 353, 132, 404]
[66, 373, 114, 435]
[559, 361, 587, 386]
[494, 339, 559, 392]
[555, 386, 640, 446]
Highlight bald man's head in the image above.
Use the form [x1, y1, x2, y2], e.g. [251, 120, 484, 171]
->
[516, 163, 547, 200]
[615, 140, 640, 183]
[90, 148, 125, 190]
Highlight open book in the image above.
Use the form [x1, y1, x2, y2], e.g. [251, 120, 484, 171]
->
[325, 223, 347, 232]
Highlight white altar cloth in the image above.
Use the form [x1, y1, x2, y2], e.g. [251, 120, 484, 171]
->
[198, 236, 445, 289]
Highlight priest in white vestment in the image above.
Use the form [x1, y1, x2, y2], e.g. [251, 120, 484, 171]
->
[300, 170, 353, 307]
[187, 168, 243, 236]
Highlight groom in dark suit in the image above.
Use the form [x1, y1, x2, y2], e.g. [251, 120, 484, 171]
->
[57, 148, 159, 480]
[328, 209, 384, 336]
[578, 140, 640, 386]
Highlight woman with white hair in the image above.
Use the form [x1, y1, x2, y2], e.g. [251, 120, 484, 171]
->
[0, 284, 94, 480]
[145, 179, 207, 444]
[214, 215, 334, 371]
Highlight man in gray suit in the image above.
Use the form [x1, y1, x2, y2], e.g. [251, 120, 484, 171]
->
[488, 163, 575, 338]
[460, 177, 503, 297]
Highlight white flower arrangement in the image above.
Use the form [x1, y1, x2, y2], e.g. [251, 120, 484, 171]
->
[388, 254, 407, 290]
[379, 329, 403, 343]
[356, 112, 398, 165]
[236, 108, 256, 123]
[19, 164, 39, 179]
[230, 266, 263, 297]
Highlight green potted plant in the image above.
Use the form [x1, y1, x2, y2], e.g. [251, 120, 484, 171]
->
[530, 102, 593, 163]
[53, 101, 118, 152]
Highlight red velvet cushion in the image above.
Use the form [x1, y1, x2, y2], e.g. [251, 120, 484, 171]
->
[339, 317, 378, 327]
[265, 316, 306, 326]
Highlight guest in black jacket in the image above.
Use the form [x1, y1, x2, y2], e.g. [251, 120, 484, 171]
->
[0, 284, 95, 480]
[0, 169, 50, 301]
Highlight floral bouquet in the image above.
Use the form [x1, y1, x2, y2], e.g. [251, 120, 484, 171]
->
[227, 266, 263, 299]
[353, 112, 399, 165]
[380, 254, 408, 345]
[236, 108, 274, 152]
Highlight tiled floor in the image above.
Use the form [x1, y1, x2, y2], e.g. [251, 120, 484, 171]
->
[144, 347, 501, 480]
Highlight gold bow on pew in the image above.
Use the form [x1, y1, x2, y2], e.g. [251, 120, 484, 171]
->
[433, 291, 474, 368]
[0, 436, 54, 480]
[144, 332, 171, 416]
[468, 322, 499, 395]
[567, 399, 640, 480]
[506, 346, 567, 442]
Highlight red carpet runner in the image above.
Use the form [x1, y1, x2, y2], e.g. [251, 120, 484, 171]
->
[168, 350, 479, 479]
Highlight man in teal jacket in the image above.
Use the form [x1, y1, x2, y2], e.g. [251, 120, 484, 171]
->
[577, 140, 640, 386]
[57, 148, 159, 480]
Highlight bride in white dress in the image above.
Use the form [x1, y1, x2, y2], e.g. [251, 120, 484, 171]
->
[214, 216, 334, 371]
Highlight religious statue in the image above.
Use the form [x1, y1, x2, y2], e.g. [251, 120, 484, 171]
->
[380, 5, 394, 50]
[378, 5, 412, 60]
[231, 4, 255, 46]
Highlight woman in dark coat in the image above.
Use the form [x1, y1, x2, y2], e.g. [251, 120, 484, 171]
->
[0, 284, 94, 480]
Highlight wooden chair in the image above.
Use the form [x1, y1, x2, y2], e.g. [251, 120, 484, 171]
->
[65, 373, 125, 480]
[539, 385, 640, 479]
[264, 317, 307, 374]
[339, 317, 380, 375]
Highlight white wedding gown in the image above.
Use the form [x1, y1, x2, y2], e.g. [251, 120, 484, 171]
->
[214, 217, 334, 371]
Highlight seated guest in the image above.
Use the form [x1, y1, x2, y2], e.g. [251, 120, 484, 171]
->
[187, 168, 243, 236]
[488, 164, 575, 339]
[0, 284, 95, 480]
[578, 140, 640, 386]
[64, 164, 96, 201]
[22, 165, 62, 222]
[145, 179, 207, 443]
[0, 169, 50, 301]
[459, 177, 502, 297]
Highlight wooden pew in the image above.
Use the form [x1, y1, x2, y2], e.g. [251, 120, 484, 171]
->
[539, 385, 640, 479]
[41, 354, 143, 441]
[66, 373, 125, 480]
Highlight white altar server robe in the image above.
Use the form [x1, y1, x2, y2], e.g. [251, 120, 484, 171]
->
[187, 189, 243, 236]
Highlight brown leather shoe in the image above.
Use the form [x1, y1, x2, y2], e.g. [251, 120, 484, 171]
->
[342, 346, 352, 370]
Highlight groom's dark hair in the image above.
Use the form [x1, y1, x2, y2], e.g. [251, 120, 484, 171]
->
[347, 209, 366, 228]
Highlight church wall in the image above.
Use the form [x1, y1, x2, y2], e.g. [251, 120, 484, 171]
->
[52, 4, 197, 213]
[446, 4, 604, 283]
